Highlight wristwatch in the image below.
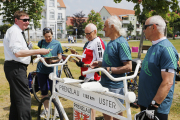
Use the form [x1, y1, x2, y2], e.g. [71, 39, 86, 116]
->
[151, 100, 160, 107]
[109, 67, 112, 74]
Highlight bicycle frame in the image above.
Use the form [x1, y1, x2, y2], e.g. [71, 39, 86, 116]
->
[37, 54, 141, 120]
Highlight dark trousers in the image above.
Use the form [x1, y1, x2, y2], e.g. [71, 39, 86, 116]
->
[4, 61, 31, 120]
[140, 105, 168, 120]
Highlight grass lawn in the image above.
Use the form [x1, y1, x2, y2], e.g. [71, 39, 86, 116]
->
[0, 39, 180, 120]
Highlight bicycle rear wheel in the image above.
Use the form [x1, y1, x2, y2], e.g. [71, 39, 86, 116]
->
[38, 97, 64, 120]
[32, 75, 42, 103]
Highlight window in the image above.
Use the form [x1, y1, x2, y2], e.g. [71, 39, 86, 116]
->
[49, 10, 55, 19]
[50, 25, 54, 30]
[49, 0, 54, 7]
[57, 24, 62, 31]
[58, 13, 62, 20]
[103, 16, 105, 20]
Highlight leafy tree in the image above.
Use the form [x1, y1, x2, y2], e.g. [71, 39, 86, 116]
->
[127, 21, 134, 36]
[114, 0, 179, 24]
[66, 25, 74, 35]
[72, 11, 86, 37]
[0, 0, 44, 30]
[0, 24, 12, 37]
[83, 10, 104, 32]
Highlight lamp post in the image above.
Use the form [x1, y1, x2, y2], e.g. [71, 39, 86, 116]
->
[73, 27, 77, 42]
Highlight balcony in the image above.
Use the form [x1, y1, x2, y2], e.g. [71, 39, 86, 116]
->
[136, 28, 142, 32]
[57, 18, 64, 23]
[123, 28, 128, 31]
[122, 20, 130, 24]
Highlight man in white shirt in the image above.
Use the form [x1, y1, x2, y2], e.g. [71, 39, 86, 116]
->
[3, 11, 50, 120]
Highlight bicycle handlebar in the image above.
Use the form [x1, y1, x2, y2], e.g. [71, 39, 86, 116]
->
[36, 54, 83, 67]
[83, 60, 141, 82]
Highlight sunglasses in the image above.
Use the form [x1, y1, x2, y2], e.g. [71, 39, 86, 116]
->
[19, 19, 30, 22]
[144, 24, 158, 30]
[85, 30, 94, 35]
[43, 27, 52, 31]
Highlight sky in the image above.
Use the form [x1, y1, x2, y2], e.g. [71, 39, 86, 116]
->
[63, 0, 138, 17]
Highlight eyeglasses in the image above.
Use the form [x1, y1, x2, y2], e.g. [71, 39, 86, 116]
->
[85, 30, 94, 35]
[144, 24, 158, 30]
[43, 27, 52, 31]
[19, 19, 30, 22]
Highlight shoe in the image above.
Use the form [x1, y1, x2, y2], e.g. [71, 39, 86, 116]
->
[40, 109, 48, 118]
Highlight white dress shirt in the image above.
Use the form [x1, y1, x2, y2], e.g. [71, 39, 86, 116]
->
[3, 24, 30, 65]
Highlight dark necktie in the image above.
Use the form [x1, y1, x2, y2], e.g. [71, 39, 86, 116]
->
[22, 31, 28, 47]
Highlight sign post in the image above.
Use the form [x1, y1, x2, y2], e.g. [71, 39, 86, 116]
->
[76, 29, 77, 42]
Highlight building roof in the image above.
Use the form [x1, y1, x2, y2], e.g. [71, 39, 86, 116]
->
[57, 0, 66, 8]
[103, 6, 135, 16]
[66, 17, 88, 26]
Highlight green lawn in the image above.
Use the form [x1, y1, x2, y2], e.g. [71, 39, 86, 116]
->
[0, 39, 180, 120]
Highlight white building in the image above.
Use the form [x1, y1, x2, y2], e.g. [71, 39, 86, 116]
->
[0, 0, 67, 40]
[99, 6, 142, 37]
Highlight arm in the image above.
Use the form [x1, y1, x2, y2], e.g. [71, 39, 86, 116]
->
[90, 61, 102, 68]
[106, 61, 132, 74]
[153, 71, 174, 104]
[15, 49, 50, 57]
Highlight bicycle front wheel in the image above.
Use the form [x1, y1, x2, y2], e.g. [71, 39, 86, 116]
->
[38, 97, 64, 120]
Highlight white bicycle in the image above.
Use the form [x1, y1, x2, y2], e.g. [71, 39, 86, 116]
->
[36, 54, 141, 120]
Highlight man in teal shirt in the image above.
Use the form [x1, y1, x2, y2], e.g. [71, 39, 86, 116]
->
[138, 15, 179, 120]
[91, 16, 132, 120]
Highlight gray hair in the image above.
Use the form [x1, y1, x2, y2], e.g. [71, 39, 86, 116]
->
[85, 23, 97, 32]
[108, 16, 126, 37]
[149, 15, 166, 35]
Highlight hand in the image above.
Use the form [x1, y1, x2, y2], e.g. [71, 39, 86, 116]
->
[28, 41, 33, 49]
[76, 60, 84, 67]
[145, 104, 158, 120]
[90, 61, 99, 69]
[39, 48, 50, 55]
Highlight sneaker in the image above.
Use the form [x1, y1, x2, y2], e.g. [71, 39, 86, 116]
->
[40, 109, 48, 118]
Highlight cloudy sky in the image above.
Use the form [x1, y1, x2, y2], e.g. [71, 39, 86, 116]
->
[63, 0, 137, 17]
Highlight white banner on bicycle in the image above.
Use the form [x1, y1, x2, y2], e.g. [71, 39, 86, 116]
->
[56, 82, 126, 114]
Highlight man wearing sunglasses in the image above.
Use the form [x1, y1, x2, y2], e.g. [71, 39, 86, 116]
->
[3, 11, 50, 120]
[137, 15, 179, 120]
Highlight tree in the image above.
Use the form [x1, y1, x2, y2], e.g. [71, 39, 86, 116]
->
[83, 10, 104, 32]
[0, 24, 12, 37]
[0, 0, 44, 30]
[114, 0, 179, 24]
[127, 21, 134, 36]
[66, 25, 74, 35]
[72, 11, 86, 37]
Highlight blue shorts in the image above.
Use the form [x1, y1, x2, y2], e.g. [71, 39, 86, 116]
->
[37, 73, 52, 95]
[108, 87, 124, 104]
